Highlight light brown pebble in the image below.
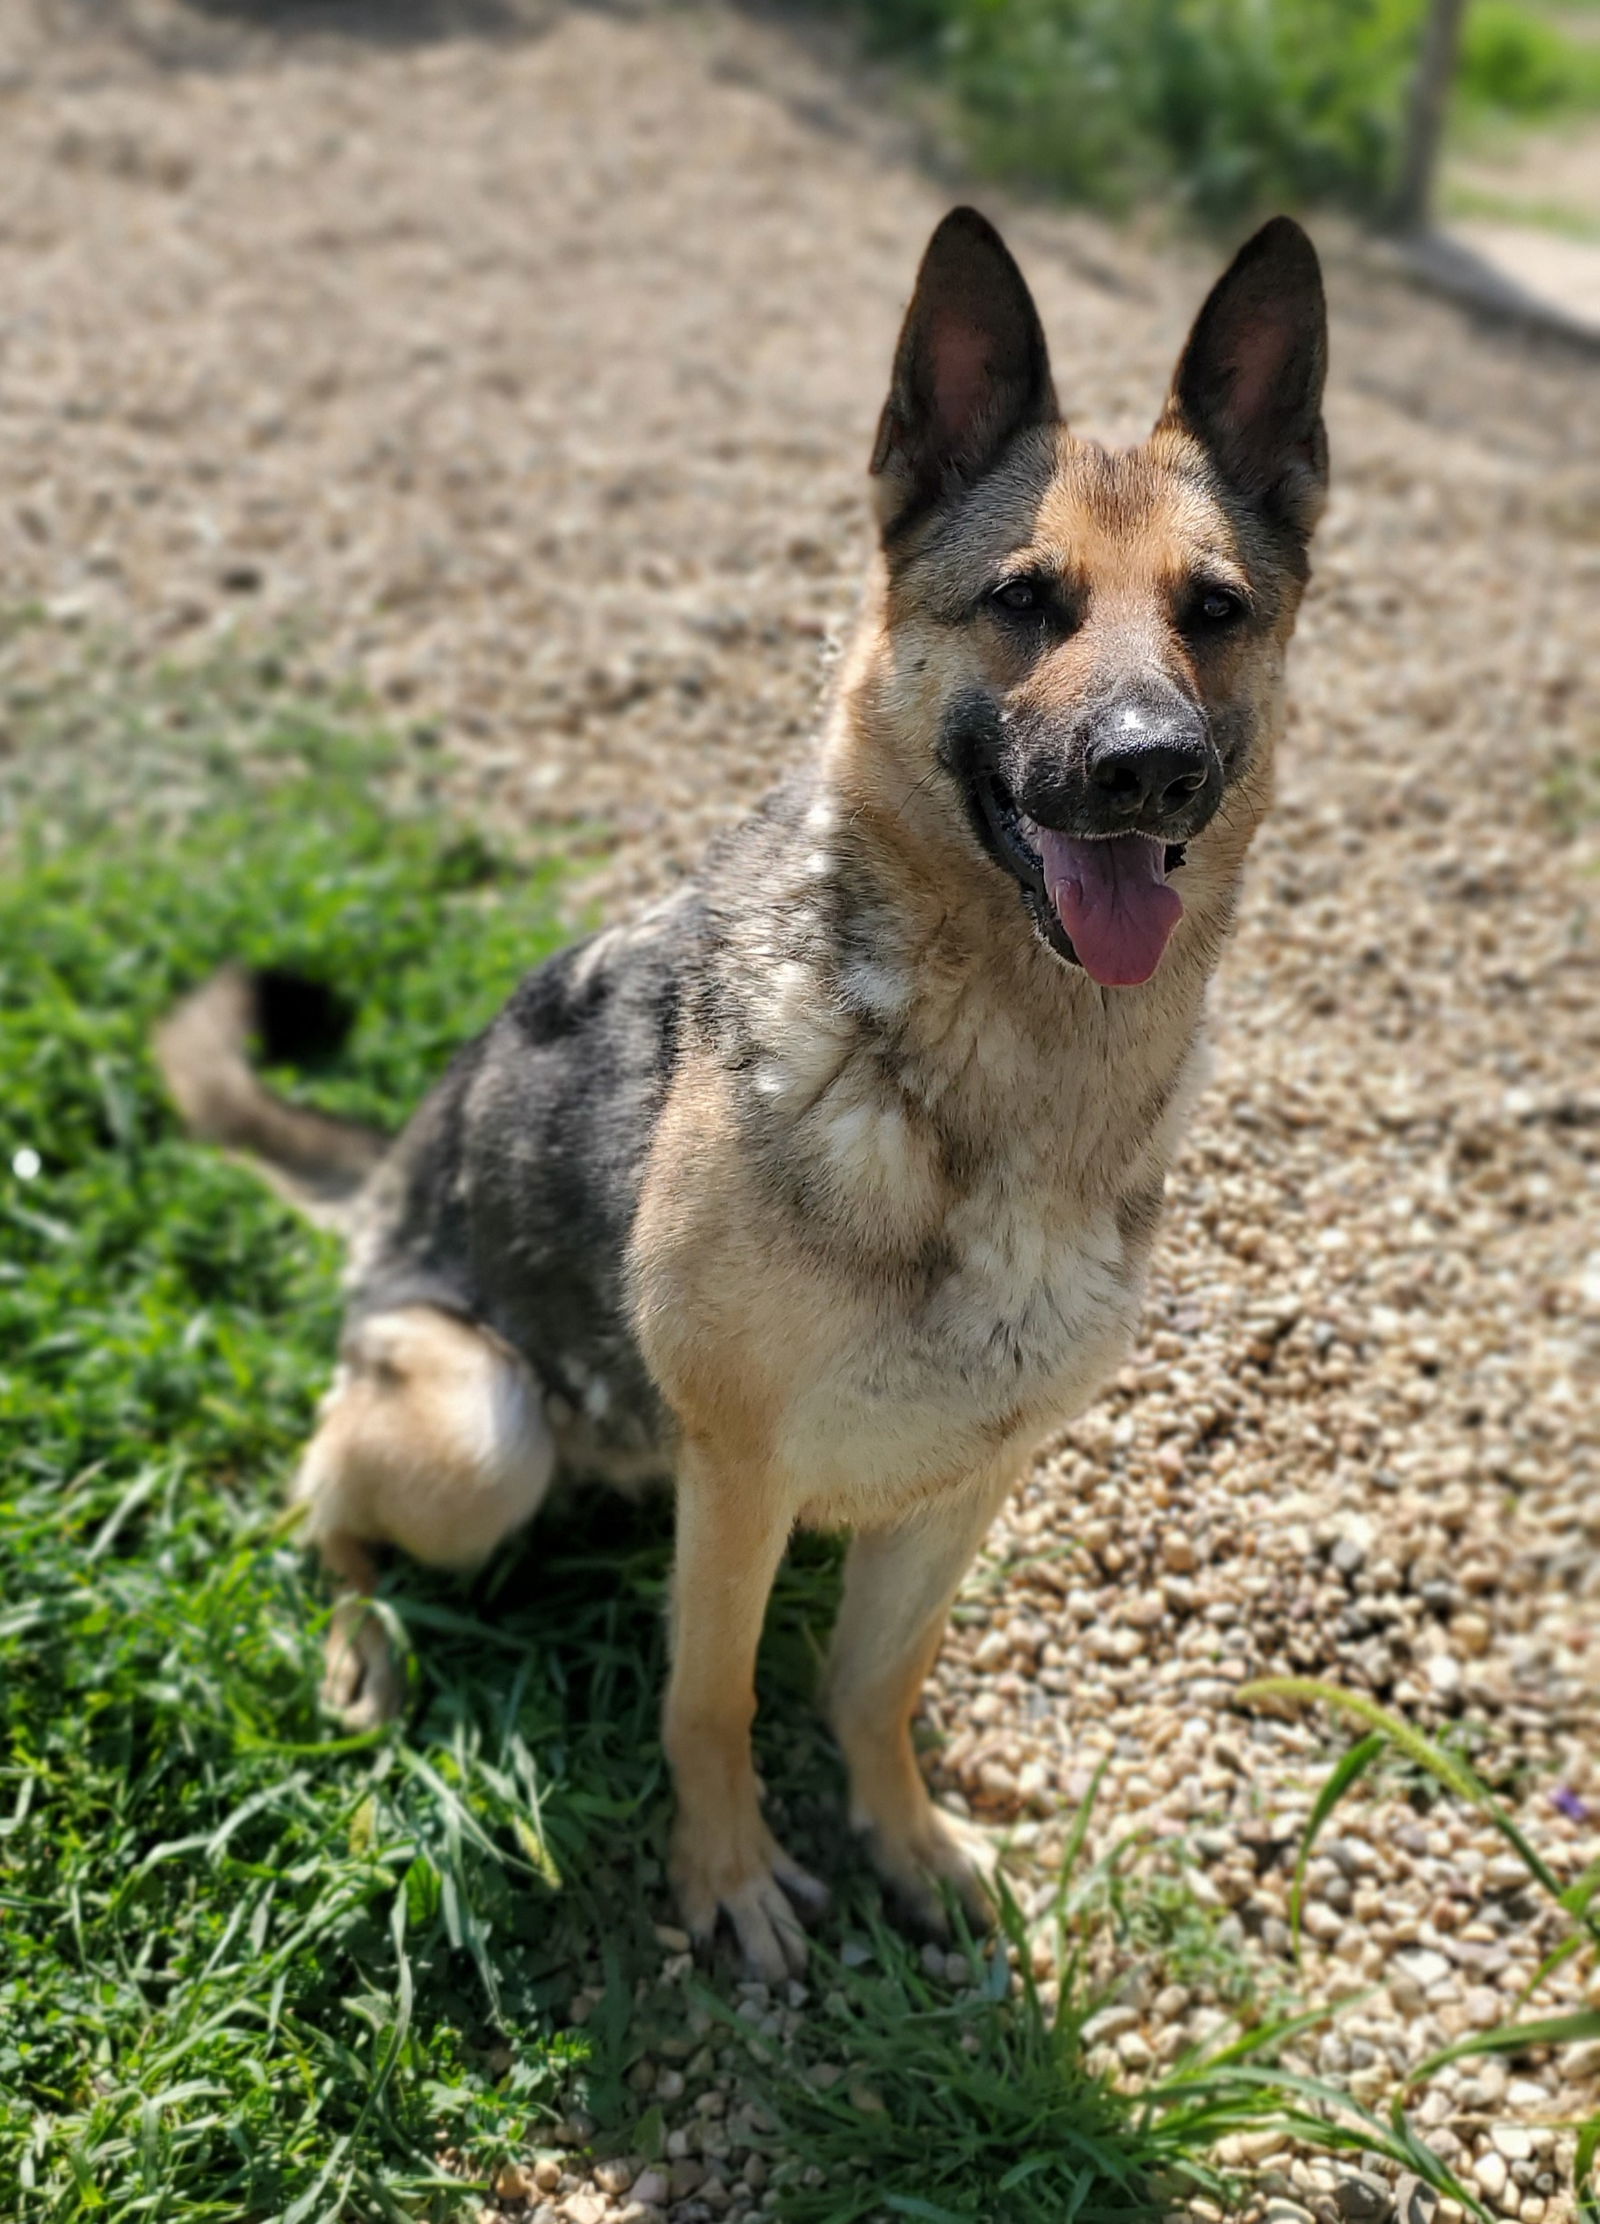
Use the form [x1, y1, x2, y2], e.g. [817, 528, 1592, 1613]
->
[1504, 2081, 1552, 2115]
[1474, 2154, 1509, 2203]
[1232, 2128, 1287, 2165]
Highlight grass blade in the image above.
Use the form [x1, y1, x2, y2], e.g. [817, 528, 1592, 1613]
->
[1238, 1679, 1578, 1920]
[1404, 2011, 1600, 2093]
[1575, 2114, 1598, 2224]
[1287, 1729, 1385, 1957]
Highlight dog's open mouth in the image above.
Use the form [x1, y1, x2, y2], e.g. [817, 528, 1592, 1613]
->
[975, 772, 1187, 988]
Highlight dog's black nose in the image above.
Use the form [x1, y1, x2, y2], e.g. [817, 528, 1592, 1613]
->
[1084, 700, 1214, 825]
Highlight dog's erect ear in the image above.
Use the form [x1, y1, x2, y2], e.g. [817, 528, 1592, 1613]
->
[871, 207, 1057, 537]
[1166, 216, 1328, 541]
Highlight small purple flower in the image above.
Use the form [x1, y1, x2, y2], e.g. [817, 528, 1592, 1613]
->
[1550, 1783, 1590, 1823]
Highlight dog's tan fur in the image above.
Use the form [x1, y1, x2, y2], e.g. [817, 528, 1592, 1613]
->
[158, 210, 1327, 1977]
[629, 443, 1284, 1956]
[628, 222, 1325, 1965]
[296, 1307, 555, 1725]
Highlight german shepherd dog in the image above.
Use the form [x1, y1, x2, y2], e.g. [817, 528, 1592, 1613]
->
[158, 208, 1328, 1978]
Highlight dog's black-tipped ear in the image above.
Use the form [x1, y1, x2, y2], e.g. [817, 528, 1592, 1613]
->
[1166, 216, 1328, 541]
[871, 207, 1057, 537]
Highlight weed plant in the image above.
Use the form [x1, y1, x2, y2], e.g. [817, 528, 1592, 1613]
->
[729, 1694, 1600, 2222]
[825, 0, 1600, 225]
[1243, 1682, 1600, 2224]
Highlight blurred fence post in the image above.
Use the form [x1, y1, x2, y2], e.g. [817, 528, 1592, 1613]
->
[1392, 0, 1468, 233]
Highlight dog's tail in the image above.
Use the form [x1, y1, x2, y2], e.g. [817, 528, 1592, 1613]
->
[154, 965, 390, 1232]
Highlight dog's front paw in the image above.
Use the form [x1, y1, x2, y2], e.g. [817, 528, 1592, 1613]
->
[862, 1800, 1001, 1938]
[670, 1817, 829, 1982]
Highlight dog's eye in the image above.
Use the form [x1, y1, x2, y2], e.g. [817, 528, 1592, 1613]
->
[1194, 585, 1246, 627]
[990, 578, 1042, 615]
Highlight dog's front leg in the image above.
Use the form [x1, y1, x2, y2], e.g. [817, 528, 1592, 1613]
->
[826, 1467, 1017, 1933]
[664, 1444, 827, 1979]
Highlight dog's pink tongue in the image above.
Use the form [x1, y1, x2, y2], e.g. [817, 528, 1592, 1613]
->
[1035, 830, 1183, 987]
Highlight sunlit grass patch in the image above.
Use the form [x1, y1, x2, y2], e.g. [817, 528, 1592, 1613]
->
[0, 719, 612, 2217]
[0, 693, 857, 2220]
[727, 1796, 1479, 2224]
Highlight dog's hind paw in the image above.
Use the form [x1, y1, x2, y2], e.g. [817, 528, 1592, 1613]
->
[672, 1824, 828, 1982]
[321, 1596, 405, 1730]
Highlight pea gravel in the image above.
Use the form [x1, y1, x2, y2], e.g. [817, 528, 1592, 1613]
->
[2, 4, 1597, 2220]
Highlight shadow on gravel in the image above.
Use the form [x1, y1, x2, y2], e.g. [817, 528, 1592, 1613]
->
[179, 0, 539, 36]
[58, 0, 570, 59]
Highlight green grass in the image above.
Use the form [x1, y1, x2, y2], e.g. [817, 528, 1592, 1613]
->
[813, 0, 1600, 225]
[1547, 724, 1600, 832]
[1443, 181, 1600, 240]
[1460, 0, 1600, 118]
[732, 1697, 1600, 2224]
[0, 718, 632, 2217]
[0, 699, 837, 2219]
[3, 667, 1593, 2221]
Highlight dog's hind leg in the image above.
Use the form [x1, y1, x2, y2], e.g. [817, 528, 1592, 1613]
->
[292, 1306, 555, 1728]
[317, 1533, 404, 1733]
[824, 1465, 1018, 1933]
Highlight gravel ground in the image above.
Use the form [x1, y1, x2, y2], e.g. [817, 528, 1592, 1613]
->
[3, 5, 1598, 2220]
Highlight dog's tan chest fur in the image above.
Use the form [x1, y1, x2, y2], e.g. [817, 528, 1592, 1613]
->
[774, 1194, 1141, 1527]
[633, 894, 1211, 1531]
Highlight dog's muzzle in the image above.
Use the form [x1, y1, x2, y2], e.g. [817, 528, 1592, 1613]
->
[953, 690, 1222, 988]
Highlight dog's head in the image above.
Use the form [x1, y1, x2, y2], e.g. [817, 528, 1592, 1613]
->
[861, 207, 1327, 989]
